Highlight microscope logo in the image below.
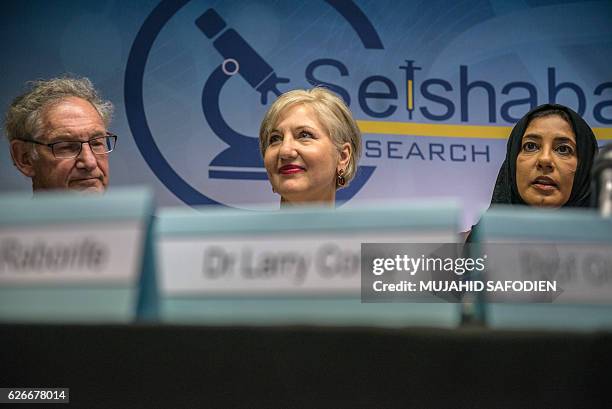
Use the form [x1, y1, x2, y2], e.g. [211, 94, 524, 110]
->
[125, 0, 378, 206]
[197, 8, 289, 182]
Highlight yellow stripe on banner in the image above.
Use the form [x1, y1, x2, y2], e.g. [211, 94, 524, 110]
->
[407, 80, 413, 110]
[357, 120, 612, 140]
[357, 120, 510, 139]
[595, 127, 612, 140]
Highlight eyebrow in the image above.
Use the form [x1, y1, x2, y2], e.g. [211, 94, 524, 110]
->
[522, 134, 576, 144]
[48, 131, 107, 142]
[553, 136, 576, 144]
[270, 125, 315, 134]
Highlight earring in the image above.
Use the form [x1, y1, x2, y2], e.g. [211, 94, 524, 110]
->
[272, 186, 276, 193]
[337, 169, 346, 187]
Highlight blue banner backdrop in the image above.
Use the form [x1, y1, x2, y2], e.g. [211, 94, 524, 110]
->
[1, 0, 611, 229]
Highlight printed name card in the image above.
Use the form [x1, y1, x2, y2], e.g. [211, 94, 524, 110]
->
[156, 202, 461, 327]
[480, 207, 612, 302]
[0, 188, 154, 323]
[162, 233, 410, 295]
[478, 207, 612, 329]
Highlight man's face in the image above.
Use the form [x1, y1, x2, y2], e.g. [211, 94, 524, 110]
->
[29, 97, 109, 193]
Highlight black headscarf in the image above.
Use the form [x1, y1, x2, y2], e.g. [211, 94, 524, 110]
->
[490, 103, 598, 207]
[466, 104, 599, 242]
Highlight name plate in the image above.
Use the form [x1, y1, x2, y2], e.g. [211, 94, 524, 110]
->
[0, 222, 141, 285]
[482, 242, 612, 303]
[156, 203, 462, 327]
[478, 207, 612, 330]
[0, 188, 154, 323]
[480, 208, 612, 302]
[160, 231, 450, 295]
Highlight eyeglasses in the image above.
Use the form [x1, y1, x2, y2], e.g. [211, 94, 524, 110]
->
[18, 133, 117, 159]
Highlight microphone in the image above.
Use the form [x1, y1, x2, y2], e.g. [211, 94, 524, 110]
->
[592, 144, 612, 218]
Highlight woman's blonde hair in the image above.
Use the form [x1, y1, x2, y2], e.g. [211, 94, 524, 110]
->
[259, 87, 361, 188]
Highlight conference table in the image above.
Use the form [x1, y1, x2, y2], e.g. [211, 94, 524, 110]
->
[2, 323, 610, 408]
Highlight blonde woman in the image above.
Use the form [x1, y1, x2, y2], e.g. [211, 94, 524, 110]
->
[259, 88, 361, 206]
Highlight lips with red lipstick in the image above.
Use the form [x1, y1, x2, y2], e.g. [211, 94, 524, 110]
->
[279, 164, 306, 175]
[531, 176, 559, 192]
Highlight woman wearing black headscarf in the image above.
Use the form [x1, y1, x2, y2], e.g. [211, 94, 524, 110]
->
[466, 103, 599, 242]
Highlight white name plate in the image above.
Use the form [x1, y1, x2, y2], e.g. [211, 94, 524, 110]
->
[0, 222, 142, 285]
[482, 242, 612, 303]
[156, 203, 460, 326]
[480, 208, 612, 304]
[160, 231, 453, 296]
[0, 188, 154, 323]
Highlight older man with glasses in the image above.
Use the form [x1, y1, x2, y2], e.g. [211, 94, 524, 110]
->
[5, 76, 116, 193]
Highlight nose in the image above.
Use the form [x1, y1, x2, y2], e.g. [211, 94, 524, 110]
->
[279, 135, 298, 160]
[75, 142, 98, 170]
[536, 146, 554, 172]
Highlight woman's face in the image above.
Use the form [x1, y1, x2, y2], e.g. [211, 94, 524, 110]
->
[264, 104, 347, 204]
[515, 115, 578, 207]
